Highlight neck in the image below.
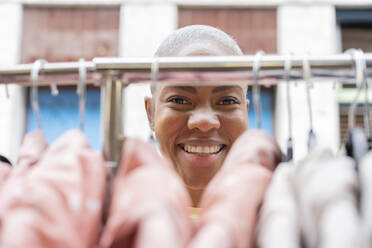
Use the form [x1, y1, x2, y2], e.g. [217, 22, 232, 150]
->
[187, 186, 205, 207]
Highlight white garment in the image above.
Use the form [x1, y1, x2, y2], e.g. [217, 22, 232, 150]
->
[256, 162, 300, 248]
[256, 148, 366, 248]
[359, 151, 372, 245]
[294, 149, 365, 248]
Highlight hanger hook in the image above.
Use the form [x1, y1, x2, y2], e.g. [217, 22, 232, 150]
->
[77, 58, 87, 131]
[149, 56, 160, 142]
[31, 59, 46, 129]
[346, 49, 365, 131]
[303, 53, 317, 150]
[284, 53, 293, 139]
[358, 49, 371, 140]
[283, 53, 293, 161]
[253, 51, 265, 129]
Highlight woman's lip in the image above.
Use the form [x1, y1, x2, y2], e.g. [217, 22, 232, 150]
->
[178, 143, 226, 147]
[177, 140, 227, 146]
[178, 145, 226, 167]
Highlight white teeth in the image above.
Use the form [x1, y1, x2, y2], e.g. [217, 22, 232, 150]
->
[183, 144, 223, 154]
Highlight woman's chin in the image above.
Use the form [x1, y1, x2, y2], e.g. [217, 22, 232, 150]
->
[181, 169, 219, 190]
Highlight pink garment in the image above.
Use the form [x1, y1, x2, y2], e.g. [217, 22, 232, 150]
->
[190, 130, 281, 248]
[0, 162, 11, 191]
[0, 130, 106, 248]
[0, 130, 47, 207]
[16, 129, 48, 170]
[100, 138, 194, 248]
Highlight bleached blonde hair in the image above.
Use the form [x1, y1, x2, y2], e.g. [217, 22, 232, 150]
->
[151, 25, 246, 94]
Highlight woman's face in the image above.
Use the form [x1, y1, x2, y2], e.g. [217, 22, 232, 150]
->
[145, 84, 249, 189]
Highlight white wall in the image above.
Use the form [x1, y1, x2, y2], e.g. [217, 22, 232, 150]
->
[276, 4, 340, 161]
[0, 2, 25, 164]
[119, 3, 177, 140]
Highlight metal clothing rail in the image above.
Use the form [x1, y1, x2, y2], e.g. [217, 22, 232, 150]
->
[0, 54, 372, 75]
[1, 54, 372, 86]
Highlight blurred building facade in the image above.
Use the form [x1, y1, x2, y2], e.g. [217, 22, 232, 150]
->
[1, 0, 372, 163]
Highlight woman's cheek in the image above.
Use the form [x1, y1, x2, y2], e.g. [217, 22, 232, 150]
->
[220, 112, 249, 141]
[154, 109, 188, 154]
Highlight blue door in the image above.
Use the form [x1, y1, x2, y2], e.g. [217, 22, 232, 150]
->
[247, 90, 274, 137]
[26, 87, 101, 150]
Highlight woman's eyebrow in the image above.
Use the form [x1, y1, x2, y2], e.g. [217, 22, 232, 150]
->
[212, 85, 242, 93]
[163, 86, 197, 94]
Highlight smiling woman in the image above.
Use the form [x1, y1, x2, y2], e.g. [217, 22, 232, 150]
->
[145, 25, 250, 206]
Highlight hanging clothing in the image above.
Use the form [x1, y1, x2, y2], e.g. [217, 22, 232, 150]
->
[256, 148, 366, 248]
[359, 151, 372, 245]
[0, 129, 47, 212]
[0, 130, 106, 248]
[0, 162, 11, 192]
[99, 138, 194, 248]
[190, 130, 281, 248]
[294, 149, 364, 248]
[16, 129, 48, 170]
[255, 162, 300, 248]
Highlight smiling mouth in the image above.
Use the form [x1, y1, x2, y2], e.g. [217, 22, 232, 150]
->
[178, 144, 226, 155]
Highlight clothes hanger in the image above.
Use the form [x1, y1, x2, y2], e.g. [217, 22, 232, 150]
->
[77, 58, 87, 131]
[302, 53, 317, 151]
[149, 56, 159, 143]
[283, 53, 293, 162]
[345, 49, 369, 165]
[253, 51, 265, 129]
[31, 59, 45, 129]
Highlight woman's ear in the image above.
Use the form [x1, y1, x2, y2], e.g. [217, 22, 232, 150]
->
[144, 97, 155, 131]
[245, 98, 250, 112]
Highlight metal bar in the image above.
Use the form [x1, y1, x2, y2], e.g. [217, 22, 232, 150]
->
[0, 61, 96, 75]
[102, 71, 124, 171]
[0, 54, 372, 76]
[1, 54, 372, 86]
[93, 54, 372, 71]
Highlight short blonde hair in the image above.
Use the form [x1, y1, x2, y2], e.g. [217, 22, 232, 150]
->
[155, 25, 243, 57]
[151, 25, 246, 94]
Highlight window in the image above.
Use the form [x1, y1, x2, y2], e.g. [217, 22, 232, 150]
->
[178, 7, 277, 54]
[26, 87, 101, 150]
[22, 6, 119, 148]
[336, 8, 372, 142]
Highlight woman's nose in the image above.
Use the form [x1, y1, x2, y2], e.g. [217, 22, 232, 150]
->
[187, 108, 220, 132]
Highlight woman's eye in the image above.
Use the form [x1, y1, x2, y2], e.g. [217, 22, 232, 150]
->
[218, 97, 241, 105]
[167, 96, 191, 105]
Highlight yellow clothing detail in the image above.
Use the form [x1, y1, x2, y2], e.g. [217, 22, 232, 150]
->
[190, 207, 201, 225]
